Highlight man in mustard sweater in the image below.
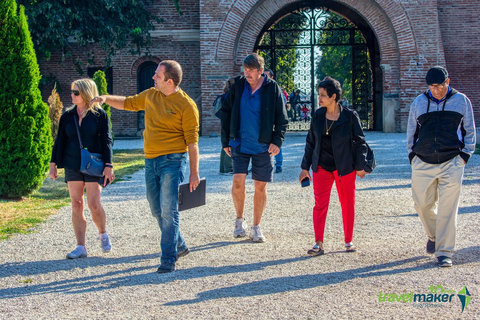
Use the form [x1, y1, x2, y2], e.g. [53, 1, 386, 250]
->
[91, 60, 200, 273]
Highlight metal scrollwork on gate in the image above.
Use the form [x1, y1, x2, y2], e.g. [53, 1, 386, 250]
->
[255, 6, 374, 130]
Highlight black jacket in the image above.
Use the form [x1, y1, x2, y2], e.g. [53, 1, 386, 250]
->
[301, 106, 368, 176]
[51, 106, 113, 169]
[408, 88, 474, 164]
[220, 75, 288, 148]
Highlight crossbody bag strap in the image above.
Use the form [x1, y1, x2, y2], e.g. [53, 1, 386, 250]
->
[73, 114, 84, 149]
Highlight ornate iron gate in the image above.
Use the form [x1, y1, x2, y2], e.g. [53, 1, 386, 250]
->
[255, 7, 374, 130]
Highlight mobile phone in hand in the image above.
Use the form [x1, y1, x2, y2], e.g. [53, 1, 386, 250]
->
[98, 176, 110, 188]
[301, 177, 310, 187]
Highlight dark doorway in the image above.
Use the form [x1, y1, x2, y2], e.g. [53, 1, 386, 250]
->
[136, 61, 157, 131]
[255, 1, 381, 130]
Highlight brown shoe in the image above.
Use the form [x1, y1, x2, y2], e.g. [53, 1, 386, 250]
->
[307, 243, 324, 256]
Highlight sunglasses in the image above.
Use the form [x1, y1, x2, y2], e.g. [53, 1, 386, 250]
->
[71, 90, 80, 96]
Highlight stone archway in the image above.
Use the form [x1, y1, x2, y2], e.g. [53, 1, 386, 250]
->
[200, 0, 446, 134]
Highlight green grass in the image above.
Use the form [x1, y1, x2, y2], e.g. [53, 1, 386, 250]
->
[0, 149, 144, 241]
[475, 144, 480, 155]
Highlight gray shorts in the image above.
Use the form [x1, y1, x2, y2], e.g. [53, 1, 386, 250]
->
[231, 146, 273, 182]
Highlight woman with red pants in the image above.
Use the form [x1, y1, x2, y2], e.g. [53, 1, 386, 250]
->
[299, 77, 368, 256]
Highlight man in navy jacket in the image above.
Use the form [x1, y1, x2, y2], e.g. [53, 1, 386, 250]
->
[220, 53, 288, 242]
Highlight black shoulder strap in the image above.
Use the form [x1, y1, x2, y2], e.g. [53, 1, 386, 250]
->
[73, 114, 84, 149]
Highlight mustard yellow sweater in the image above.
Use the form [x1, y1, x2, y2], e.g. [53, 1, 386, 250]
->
[124, 88, 199, 159]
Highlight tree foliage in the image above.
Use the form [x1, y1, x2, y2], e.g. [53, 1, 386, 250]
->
[17, 0, 164, 72]
[0, 0, 52, 198]
[92, 70, 113, 139]
[316, 45, 352, 102]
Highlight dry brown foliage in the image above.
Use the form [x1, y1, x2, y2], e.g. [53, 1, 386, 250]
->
[47, 84, 63, 140]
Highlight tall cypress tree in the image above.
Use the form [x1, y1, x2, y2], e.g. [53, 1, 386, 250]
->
[0, 0, 52, 198]
[92, 70, 113, 140]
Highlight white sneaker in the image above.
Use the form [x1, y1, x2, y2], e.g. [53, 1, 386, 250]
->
[99, 233, 112, 253]
[250, 225, 265, 243]
[66, 246, 87, 259]
[233, 218, 247, 238]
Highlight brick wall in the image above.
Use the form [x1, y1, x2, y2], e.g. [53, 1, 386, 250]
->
[438, 0, 480, 127]
[38, 0, 479, 135]
[39, 0, 201, 137]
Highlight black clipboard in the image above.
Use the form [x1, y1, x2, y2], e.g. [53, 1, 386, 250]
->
[178, 178, 206, 211]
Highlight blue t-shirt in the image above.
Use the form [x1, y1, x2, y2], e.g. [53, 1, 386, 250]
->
[229, 76, 269, 154]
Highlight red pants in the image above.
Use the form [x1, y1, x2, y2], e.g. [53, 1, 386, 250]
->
[312, 167, 356, 243]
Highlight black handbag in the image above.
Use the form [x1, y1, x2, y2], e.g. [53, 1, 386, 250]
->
[74, 115, 104, 177]
[364, 143, 377, 173]
[347, 109, 377, 173]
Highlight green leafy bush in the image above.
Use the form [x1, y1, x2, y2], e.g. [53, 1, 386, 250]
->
[0, 0, 52, 198]
[92, 70, 113, 139]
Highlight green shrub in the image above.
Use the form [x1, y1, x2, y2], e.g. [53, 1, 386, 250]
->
[0, 0, 52, 198]
[47, 84, 63, 141]
[92, 70, 114, 139]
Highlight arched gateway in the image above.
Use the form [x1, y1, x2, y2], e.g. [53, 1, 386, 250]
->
[254, 4, 380, 130]
[200, 0, 446, 135]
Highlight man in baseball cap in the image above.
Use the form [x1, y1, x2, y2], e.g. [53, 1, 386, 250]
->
[406, 66, 476, 267]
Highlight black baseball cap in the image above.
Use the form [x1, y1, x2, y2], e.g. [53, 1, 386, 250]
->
[426, 66, 448, 85]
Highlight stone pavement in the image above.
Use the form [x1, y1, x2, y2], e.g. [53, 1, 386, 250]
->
[0, 132, 479, 319]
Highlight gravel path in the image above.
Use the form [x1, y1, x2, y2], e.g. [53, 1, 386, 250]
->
[1, 132, 479, 319]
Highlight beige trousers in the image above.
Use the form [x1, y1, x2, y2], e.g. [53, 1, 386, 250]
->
[411, 155, 465, 258]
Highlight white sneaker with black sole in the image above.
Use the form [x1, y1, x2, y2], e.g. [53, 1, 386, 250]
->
[233, 218, 247, 238]
[99, 233, 111, 253]
[66, 246, 87, 259]
[250, 225, 265, 243]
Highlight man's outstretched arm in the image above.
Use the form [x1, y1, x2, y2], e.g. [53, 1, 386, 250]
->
[90, 95, 126, 110]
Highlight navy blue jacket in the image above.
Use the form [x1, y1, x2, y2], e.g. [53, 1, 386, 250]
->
[220, 75, 288, 149]
[51, 106, 113, 169]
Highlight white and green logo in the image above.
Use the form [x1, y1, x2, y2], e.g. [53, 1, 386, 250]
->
[378, 285, 471, 312]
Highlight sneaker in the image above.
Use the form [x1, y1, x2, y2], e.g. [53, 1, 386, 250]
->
[250, 225, 266, 243]
[234, 218, 247, 238]
[275, 166, 282, 173]
[426, 239, 435, 254]
[307, 243, 324, 256]
[66, 246, 87, 259]
[99, 233, 111, 253]
[177, 248, 190, 260]
[157, 262, 175, 273]
[437, 256, 452, 267]
[345, 242, 357, 252]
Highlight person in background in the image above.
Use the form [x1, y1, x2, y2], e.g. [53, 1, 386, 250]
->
[299, 77, 368, 256]
[289, 89, 302, 121]
[91, 60, 200, 273]
[407, 66, 476, 267]
[49, 78, 114, 259]
[220, 54, 288, 242]
[217, 77, 236, 175]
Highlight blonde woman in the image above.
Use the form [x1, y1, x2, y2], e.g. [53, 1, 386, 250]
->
[49, 79, 114, 259]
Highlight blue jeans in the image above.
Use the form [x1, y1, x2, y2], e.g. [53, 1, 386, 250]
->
[145, 153, 188, 265]
[275, 148, 283, 168]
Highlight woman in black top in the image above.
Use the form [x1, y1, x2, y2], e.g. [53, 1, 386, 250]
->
[299, 77, 368, 256]
[48, 78, 114, 259]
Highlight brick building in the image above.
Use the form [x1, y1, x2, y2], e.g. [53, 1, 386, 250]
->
[39, 0, 480, 136]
